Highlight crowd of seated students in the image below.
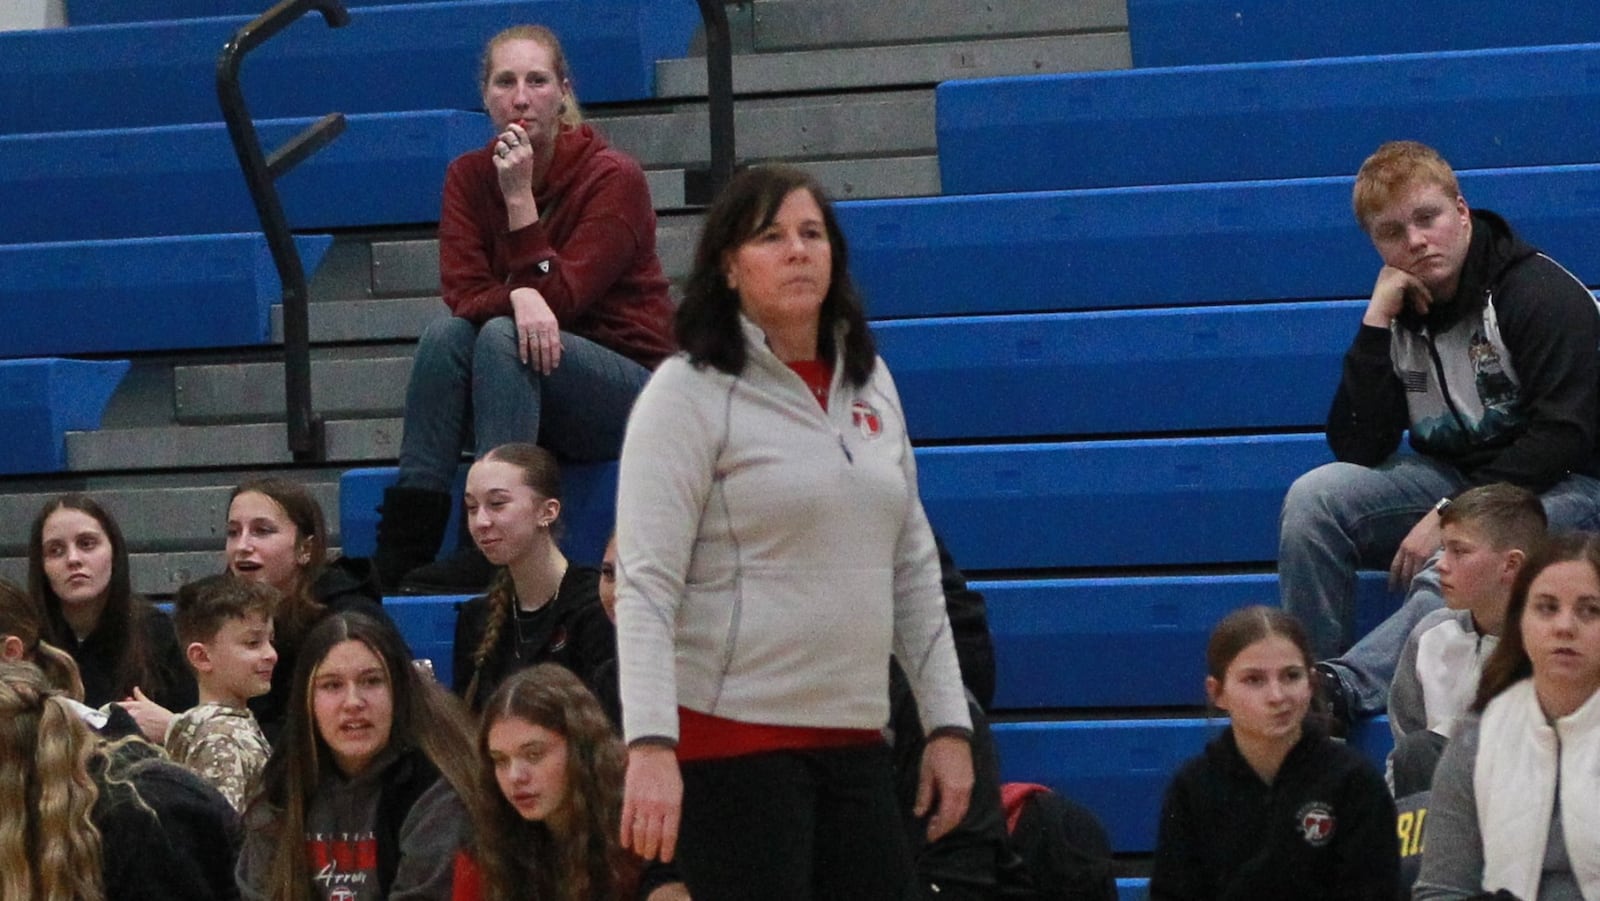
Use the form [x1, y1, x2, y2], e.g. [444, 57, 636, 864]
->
[19, 7, 1600, 897]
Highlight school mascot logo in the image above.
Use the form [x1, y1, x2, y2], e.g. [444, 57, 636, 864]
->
[850, 400, 882, 439]
[1295, 802, 1336, 847]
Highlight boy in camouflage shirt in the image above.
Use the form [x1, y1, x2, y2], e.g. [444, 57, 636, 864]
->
[166, 574, 278, 811]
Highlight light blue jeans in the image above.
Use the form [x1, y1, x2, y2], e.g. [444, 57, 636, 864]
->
[1280, 453, 1600, 715]
[396, 315, 651, 492]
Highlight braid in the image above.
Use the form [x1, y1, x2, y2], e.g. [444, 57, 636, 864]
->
[465, 573, 514, 707]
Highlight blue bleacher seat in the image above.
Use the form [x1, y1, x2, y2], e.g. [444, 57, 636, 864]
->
[0, 111, 484, 243]
[1126, 0, 1600, 67]
[0, 359, 129, 475]
[993, 715, 1395, 853]
[0, 233, 331, 356]
[838, 166, 1600, 319]
[69, 0, 486, 25]
[918, 434, 1331, 571]
[875, 302, 1361, 440]
[983, 572, 1399, 709]
[1, 0, 700, 135]
[383, 594, 471, 688]
[938, 43, 1600, 195]
[340, 460, 616, 573]
[1116, 878, 1149, 901]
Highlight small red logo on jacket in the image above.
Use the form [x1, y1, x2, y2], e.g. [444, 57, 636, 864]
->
[1296, 802, 1336, 846]
[851, 401, 882, 439]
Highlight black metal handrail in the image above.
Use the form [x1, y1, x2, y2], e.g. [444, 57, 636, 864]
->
[686, 0, 736, 205]
[217, 0, 350, 462]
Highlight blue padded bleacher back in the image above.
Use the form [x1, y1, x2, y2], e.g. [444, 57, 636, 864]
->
[70, 0, 486, 25]
[341, 461, 616, 574]
[939, 44, 1600, 195]
[983, 572, 1399, 709]
[874, 302, 1361, 440]
[837, 166, 1600, 319]
[0, 234, 331, 356]
[0, 359, 129, 475]
[2, 0, 701, 135]
[1127, 0, 1600, 67]
[1116, 879, 1149, 901]
[917, 435, 1330, 571]
[384, 594, 471, 688]
[0, 112, 484, 243]
[993, 716, 1395, 852]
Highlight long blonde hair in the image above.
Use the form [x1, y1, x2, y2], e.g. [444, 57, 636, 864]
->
[0, 660, 104, 901]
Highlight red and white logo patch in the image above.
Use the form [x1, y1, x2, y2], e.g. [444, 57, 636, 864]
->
[1296, 802, 1336, 847]
[850, 400, 882, 439]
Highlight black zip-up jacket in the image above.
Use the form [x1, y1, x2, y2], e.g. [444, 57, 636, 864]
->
[1151, 726, 1400, 901]
[1327, 209, 1600, 492]
[452, 564, 614, 711]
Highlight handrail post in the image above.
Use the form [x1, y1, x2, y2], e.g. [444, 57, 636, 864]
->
[686, 0, 735, 205]
[216, 0, 349, 462]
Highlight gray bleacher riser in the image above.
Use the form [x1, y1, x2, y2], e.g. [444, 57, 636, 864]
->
[271, 297, 452, 345]
[595, 92, 936, 169]
[745, 0, 1126, 51]
[173, 356, 415, 425]
[65, 419, 405, 473]
[0, 479, 342, 558]
[653, 33, 1131, 98]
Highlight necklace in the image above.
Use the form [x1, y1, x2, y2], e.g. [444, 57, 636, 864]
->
[509, 583, 563, 660]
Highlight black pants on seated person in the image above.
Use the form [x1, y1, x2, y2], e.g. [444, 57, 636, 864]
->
[677, 744, 917, 901]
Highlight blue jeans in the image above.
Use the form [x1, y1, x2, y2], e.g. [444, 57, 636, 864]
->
[396, 315, 651, 492]
[1281, 453, 1600, 714]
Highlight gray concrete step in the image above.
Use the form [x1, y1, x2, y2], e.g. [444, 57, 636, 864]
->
[174, 355, 414, 424]
[655, 32, 1130, 98]
[746, 0, 1126, 51]
[65, 418, 404, 473]
[0, 476, 343, 557]
[597, 91, 936, 168]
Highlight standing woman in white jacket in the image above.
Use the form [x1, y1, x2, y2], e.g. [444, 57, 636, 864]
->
[613, 165, 973, 900]
[1415, 530, 1600, 900]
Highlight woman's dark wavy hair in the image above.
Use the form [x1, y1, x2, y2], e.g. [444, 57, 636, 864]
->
[675, 165, 877, 386]
[27, 494, 167, 703]
[1473, 530, 1593, 712]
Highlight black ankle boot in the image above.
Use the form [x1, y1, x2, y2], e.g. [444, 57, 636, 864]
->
[398, 543, 497, 595]
[372, 486, 452, 592]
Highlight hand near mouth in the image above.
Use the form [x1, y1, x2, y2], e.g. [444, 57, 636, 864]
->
[1364, 265, 1434, 327]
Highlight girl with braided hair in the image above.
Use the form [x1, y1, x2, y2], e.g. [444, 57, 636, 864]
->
[452, 443, 614, 712]
[451, 664, 685, 900]
[0, 659, 241, 901]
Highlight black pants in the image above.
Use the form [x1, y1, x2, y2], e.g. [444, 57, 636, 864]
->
[677, 744, 917, 901]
